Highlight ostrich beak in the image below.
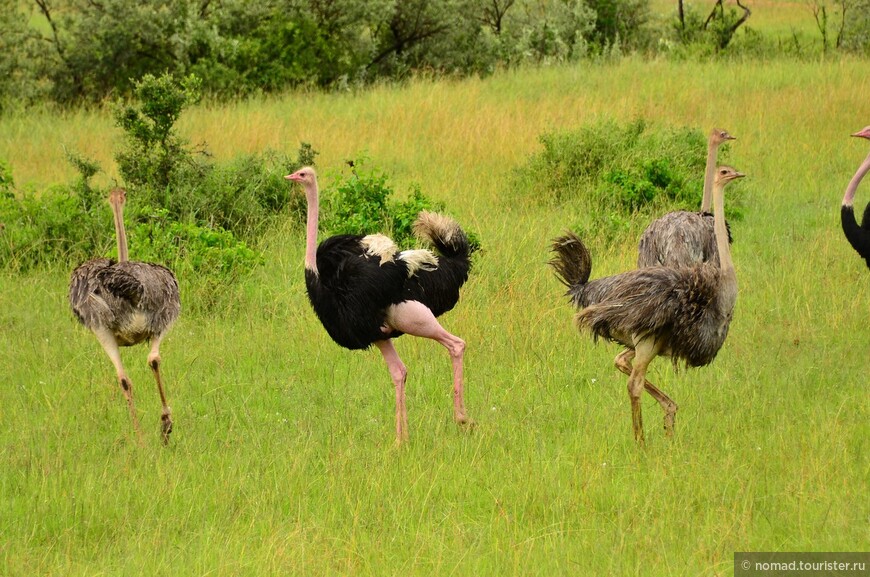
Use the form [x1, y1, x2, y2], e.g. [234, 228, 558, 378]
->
[285, 173, 301, 181]
[851, 128, 870, 140]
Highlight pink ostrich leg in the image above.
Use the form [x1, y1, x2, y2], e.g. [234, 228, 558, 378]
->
[377, 300, 470, 443]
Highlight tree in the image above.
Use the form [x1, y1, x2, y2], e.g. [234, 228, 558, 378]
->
[673, 0, 750, 50]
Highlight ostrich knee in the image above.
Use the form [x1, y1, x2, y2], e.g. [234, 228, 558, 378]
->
[448, 336, 465, 361]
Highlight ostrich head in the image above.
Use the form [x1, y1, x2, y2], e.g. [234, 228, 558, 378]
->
[715, 165, 745, 186]
[108, 187, 126, 207]
[285, 166, 317, 189]
[711, 128, 736, 146]
[851, 126, 870, 140]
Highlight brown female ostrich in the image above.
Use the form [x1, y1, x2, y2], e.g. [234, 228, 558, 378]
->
[551, 166, 745, 443]
[637, 128, 735, 268]
[69, 188, 180, 443]
[842, 126, 870, 268]
[286, 167, 472, 444]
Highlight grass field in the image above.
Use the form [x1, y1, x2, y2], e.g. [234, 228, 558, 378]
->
[1, 57, 869, 576]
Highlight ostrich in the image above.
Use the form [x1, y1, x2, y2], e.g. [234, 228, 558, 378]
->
[286, 167, 473, 443]
[550, 166, 745, 443]
[637, 128, 735, 268]
[842, 126, 870, 268]
[69, 188, 180, 444]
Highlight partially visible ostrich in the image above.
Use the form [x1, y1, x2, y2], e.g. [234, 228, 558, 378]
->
[637, 128, 735, 268]
[69, 188, 180, 443]
[286, 167, 472, 443]
[842, 126, 870, 268]
[551, 166, 745, 443]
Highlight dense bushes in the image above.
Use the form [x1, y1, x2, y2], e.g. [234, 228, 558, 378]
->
[1, 0, 651, 108]
[516, 118, 743, 241]
[0, 73, 470, 308]
[3, 0, 870, 110]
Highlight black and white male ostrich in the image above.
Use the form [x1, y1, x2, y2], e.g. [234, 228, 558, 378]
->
[286, 167, 472, 443]
[637, 128, 735, 268]
[69, 188, 180, 443]
[551, 166, 745, 443]
[842, 126, 870, 268]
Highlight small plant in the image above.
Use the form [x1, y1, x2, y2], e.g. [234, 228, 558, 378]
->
[322, 161, 447, 248]
[114, 73, 203, 190]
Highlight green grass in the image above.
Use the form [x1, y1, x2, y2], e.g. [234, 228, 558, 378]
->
[1, 58, 869, 576]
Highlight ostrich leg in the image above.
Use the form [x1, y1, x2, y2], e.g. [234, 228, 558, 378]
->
[625, 338, 662, 445]
[148, 336, 173, 444]
[614, 349, 678, 435]
[376, 340, 409, 444]
[93, 327, 143, 444]
[386, 300, 471, 427]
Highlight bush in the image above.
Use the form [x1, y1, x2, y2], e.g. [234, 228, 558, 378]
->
[0, 73, 315, 313]
[515, 118, 743, 242]
[321, 161, 447, 247]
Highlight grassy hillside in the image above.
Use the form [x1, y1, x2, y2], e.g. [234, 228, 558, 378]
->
[1, 58, 869, 576]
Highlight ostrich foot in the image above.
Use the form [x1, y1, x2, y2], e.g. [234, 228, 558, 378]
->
[662, 404, 677, 437]
[454, 411, 476, 431]
[161, 411, 173, 445]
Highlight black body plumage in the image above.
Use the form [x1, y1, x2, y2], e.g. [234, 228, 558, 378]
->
[69, 258, 180, 345]
[841, 203, 870, 268]
[305, 214, 472, 351]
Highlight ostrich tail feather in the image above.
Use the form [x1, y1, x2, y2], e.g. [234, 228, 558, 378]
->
[412, 211, 471, 259]
[550, 231, 592, 289]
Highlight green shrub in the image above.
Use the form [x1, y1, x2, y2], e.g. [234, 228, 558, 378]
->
[127, 207, 262, 312]
[319, 160, 479, 251]
[321, 162, 444, 247]
[0, 72, 313, 312]
[0, 184, 108, 272]
[515, 118, 743, 241]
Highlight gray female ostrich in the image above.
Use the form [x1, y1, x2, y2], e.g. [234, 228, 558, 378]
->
[637, 128, 735, 268]
[69, 188, 180, 443]
[551, 166, 745, 443]
[842, 126, 870, 268]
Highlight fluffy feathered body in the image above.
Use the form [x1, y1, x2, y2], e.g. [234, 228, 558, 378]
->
[304, 214, 471, 350]
[637, 128, 735, 268]
[553, 235, 733, 368]
[69, 188, 179, 443]
[551, 166, 744, 443]
[841, 126, 870, 268]
[638, 210, 732, 269]
[287, 166, 473, 443]
[70, 259, 179, 346]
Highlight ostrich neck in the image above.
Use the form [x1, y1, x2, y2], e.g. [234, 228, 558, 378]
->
[713, 181, 735, 280]
[842, 151, 870, 206]
[700, 140, 719, 213]
[111, 201, 129, 262]
[305, 184, 319, 273]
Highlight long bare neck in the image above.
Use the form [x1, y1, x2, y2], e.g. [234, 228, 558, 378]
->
[843, 150, 870, 206]
[700, 137, 720, 213]
[111, 199, 129, 262]
[713, 180, 734, 276]
[305, 181, 319, 273]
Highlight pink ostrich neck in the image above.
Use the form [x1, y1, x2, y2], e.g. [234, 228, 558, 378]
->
[305, 181, 319, 273]
[701, 137, 720, 213]
[110, 196, 129, 262]
[843, 151, 870, 207]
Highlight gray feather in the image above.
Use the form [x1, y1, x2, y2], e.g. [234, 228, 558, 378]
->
[550, 231, 735, 368]
[69, 259, 180, 347]
[637, 210, 732, 268]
